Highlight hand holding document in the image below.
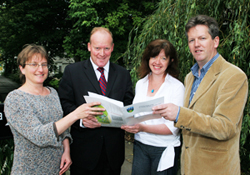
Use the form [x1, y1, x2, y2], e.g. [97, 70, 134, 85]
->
[84, 92, 164, 127]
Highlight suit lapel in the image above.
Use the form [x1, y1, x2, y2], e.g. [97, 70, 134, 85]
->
[188, 56, 223, 108]
[83, 59, 102, 94]
[105, 63, 117, 97]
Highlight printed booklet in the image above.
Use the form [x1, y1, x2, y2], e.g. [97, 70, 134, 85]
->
[83, 92, 164, 127]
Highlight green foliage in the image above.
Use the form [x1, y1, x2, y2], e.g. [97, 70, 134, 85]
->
[0, 139, 14, 175]
[64, 0, 160, 63]
[124, 0, 250, 173]
[47, 76, 61, 90]
[0, 0, 71, 75]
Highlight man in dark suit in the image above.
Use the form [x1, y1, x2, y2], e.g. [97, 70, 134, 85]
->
[58, 27, 134, 175]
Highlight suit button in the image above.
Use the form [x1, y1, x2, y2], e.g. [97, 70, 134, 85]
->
[185, 146, 189, 149]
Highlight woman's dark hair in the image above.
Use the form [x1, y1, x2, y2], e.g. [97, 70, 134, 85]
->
[17, 44, 48, 84]
[139, 39, 179, 79]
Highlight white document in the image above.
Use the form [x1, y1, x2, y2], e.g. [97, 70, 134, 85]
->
[84, 92, 164, 127]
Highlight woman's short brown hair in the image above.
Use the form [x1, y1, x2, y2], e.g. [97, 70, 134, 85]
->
[139, 39, 179, 79]
[17, 44, 48, 84]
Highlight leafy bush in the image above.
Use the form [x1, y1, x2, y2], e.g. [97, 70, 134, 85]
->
[0, 139, 14, 175]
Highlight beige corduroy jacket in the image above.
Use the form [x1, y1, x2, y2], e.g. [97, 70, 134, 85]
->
[176, 55, 248, 175]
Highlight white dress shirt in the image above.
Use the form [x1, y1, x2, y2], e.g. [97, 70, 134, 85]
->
[133, 73, 185, 171]
[90, 57, 110, 82]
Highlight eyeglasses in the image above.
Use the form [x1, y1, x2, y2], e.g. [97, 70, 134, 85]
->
[25, 63, 50, 69]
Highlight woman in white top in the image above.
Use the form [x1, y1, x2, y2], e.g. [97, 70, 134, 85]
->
[121, 39, 184, 175]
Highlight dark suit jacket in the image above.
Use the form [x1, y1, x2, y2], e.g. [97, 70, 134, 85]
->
[58, 58, 134, 171]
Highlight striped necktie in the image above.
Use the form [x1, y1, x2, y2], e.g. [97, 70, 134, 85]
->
[97, 67, 107, 95]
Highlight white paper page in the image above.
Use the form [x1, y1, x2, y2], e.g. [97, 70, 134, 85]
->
[121, 96, 164, 125]
[84, 96, 123, 116]
[88, 92, 124, 107]
[121, 96, 164, 117]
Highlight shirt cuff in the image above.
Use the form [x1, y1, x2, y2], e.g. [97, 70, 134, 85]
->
[175, 107, 180, 123]
[79, 119, 86, 128]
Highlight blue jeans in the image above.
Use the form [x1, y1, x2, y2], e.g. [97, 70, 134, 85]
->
[132, 140, 180, 175]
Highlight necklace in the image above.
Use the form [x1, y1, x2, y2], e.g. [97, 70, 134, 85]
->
[149, 74, 165, 94]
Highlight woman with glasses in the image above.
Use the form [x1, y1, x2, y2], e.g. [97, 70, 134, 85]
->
[4, 44, 104, 175]
[122, 39, 184, 175]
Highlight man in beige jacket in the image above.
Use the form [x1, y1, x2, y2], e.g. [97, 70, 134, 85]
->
[153, 15, 248, 175]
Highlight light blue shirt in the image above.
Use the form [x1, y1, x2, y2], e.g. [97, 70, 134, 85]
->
[189, 53, 219, 103]
[175, 53, 219, 122]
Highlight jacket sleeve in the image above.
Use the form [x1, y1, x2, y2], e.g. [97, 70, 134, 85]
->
[58, 65, 78, 116]
[122, 70, 134, 106]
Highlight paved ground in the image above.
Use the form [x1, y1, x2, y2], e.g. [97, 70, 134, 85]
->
[121, 141, 133, 175]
